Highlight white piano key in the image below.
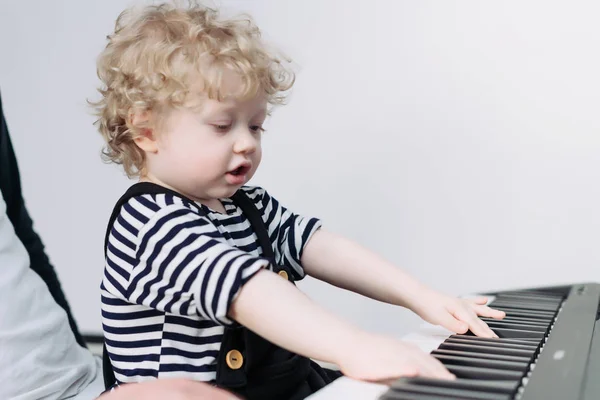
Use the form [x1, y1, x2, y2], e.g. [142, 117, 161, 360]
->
[305, 377, 388, 400]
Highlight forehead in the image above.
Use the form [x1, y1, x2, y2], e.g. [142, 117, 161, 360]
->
[186, 68, 268, 115]
[206, 95, 268, 115]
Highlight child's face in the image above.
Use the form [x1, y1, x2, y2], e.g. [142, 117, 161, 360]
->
[145, 93, 267, 203]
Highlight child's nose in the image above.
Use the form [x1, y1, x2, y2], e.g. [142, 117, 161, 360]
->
[233, 129, 258, 154]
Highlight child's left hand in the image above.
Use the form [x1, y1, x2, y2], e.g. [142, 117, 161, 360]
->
[409, 289, 506, 338]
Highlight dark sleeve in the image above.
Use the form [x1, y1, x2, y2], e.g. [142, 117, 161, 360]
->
[0, 92, 85, 347]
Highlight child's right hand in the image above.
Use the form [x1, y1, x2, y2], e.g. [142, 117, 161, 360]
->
[232, 270, 455, 383]
[336, 332, 455, 382]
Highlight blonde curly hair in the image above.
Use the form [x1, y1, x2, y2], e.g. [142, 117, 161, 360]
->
[91, 1, 295, 178]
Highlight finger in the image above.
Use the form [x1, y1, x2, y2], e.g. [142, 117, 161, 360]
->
[466, 296, 489, 305]
[365, 365, 418, 383]
[459, 311, 497, 338]
[476, 317, 498, 338]
[406, 344, 455, 380]
[471, 317, 497, 338]
[399, 365, 419, 378]
[437, 311, 469, 334]
[473, 304, 506, 320]
[417, 353, 455, 380]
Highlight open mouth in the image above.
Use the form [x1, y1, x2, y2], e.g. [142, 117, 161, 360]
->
[229, 164, 251, 176]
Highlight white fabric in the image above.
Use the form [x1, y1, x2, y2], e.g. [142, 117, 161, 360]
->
[0, 191, 100, 400]
[72, 358, 105, 400]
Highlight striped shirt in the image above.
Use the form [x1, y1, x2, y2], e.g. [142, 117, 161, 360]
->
[101, 186, 321, 383]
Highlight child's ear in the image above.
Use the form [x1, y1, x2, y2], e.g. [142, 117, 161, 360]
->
[130, 110, 158, 153]
[133, 128, 158, 153]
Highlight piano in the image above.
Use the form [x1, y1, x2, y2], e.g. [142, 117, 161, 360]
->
[307, 282, 600, 400]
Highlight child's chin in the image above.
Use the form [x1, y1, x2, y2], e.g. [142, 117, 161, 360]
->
[215, 186, 241, 199]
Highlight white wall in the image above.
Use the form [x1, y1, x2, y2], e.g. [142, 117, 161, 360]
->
[1, 0, 599, 336]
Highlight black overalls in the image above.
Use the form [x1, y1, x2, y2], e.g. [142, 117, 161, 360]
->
[102, 182, 341, 399]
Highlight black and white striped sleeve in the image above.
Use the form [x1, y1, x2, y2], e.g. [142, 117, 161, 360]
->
[126, 204, 269, 326]
[245, 187, 322, 280]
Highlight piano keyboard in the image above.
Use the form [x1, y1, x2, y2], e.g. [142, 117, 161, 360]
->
[307, 282, 600, 400]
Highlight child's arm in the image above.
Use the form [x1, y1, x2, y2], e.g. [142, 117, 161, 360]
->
[300, 230, 505, 338]
[229, 269, 455, 382]
[98, 379, 240, 400]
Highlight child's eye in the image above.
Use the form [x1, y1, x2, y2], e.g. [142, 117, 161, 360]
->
[213, 124, 231, 132]
[250, 125, 265, 133]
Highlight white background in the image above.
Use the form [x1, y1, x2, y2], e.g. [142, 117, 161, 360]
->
[1, 0, 599, 335]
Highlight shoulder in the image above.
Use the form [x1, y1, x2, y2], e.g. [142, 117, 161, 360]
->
[112, 192, 206, 238]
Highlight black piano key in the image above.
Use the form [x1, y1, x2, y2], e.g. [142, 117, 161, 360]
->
[492, 327, 546, 339]
[444, 364, 524, 380]
[492, 293, 562, 302]
[439, 342, 535, 357]
[449, 334, 541, 346]
[481, 320, 548, 332]
[432, 349, 530, 363]
[462, 327, 546, 339]
[491, 291, 563, 300]
[481, 316, 549, 326]
[494, 291, 562, 299]
[491, 309, 556, 319]
[445, 337, 539, 350]
[490, 300, 559, 308]
[383, 383, 513, 400]
[514, 338, 544, 342]
[491, 304, 556, 313]
[483, 315, 551, 324]
[491, 307, 556, 319]
[378, 390, 509, 400]
[493, 294, 562, 305]
[391, 377, 521, 394]
[489, 301, 560, 312]
[380, 393, 461, 400]
[493, 316, 553, 324]
[433, 354, 529, 371]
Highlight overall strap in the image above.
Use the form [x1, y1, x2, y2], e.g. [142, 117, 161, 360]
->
[216, 190, 307, 398]
[215, 189, 281, 390]
[230, 190, 274, 261]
